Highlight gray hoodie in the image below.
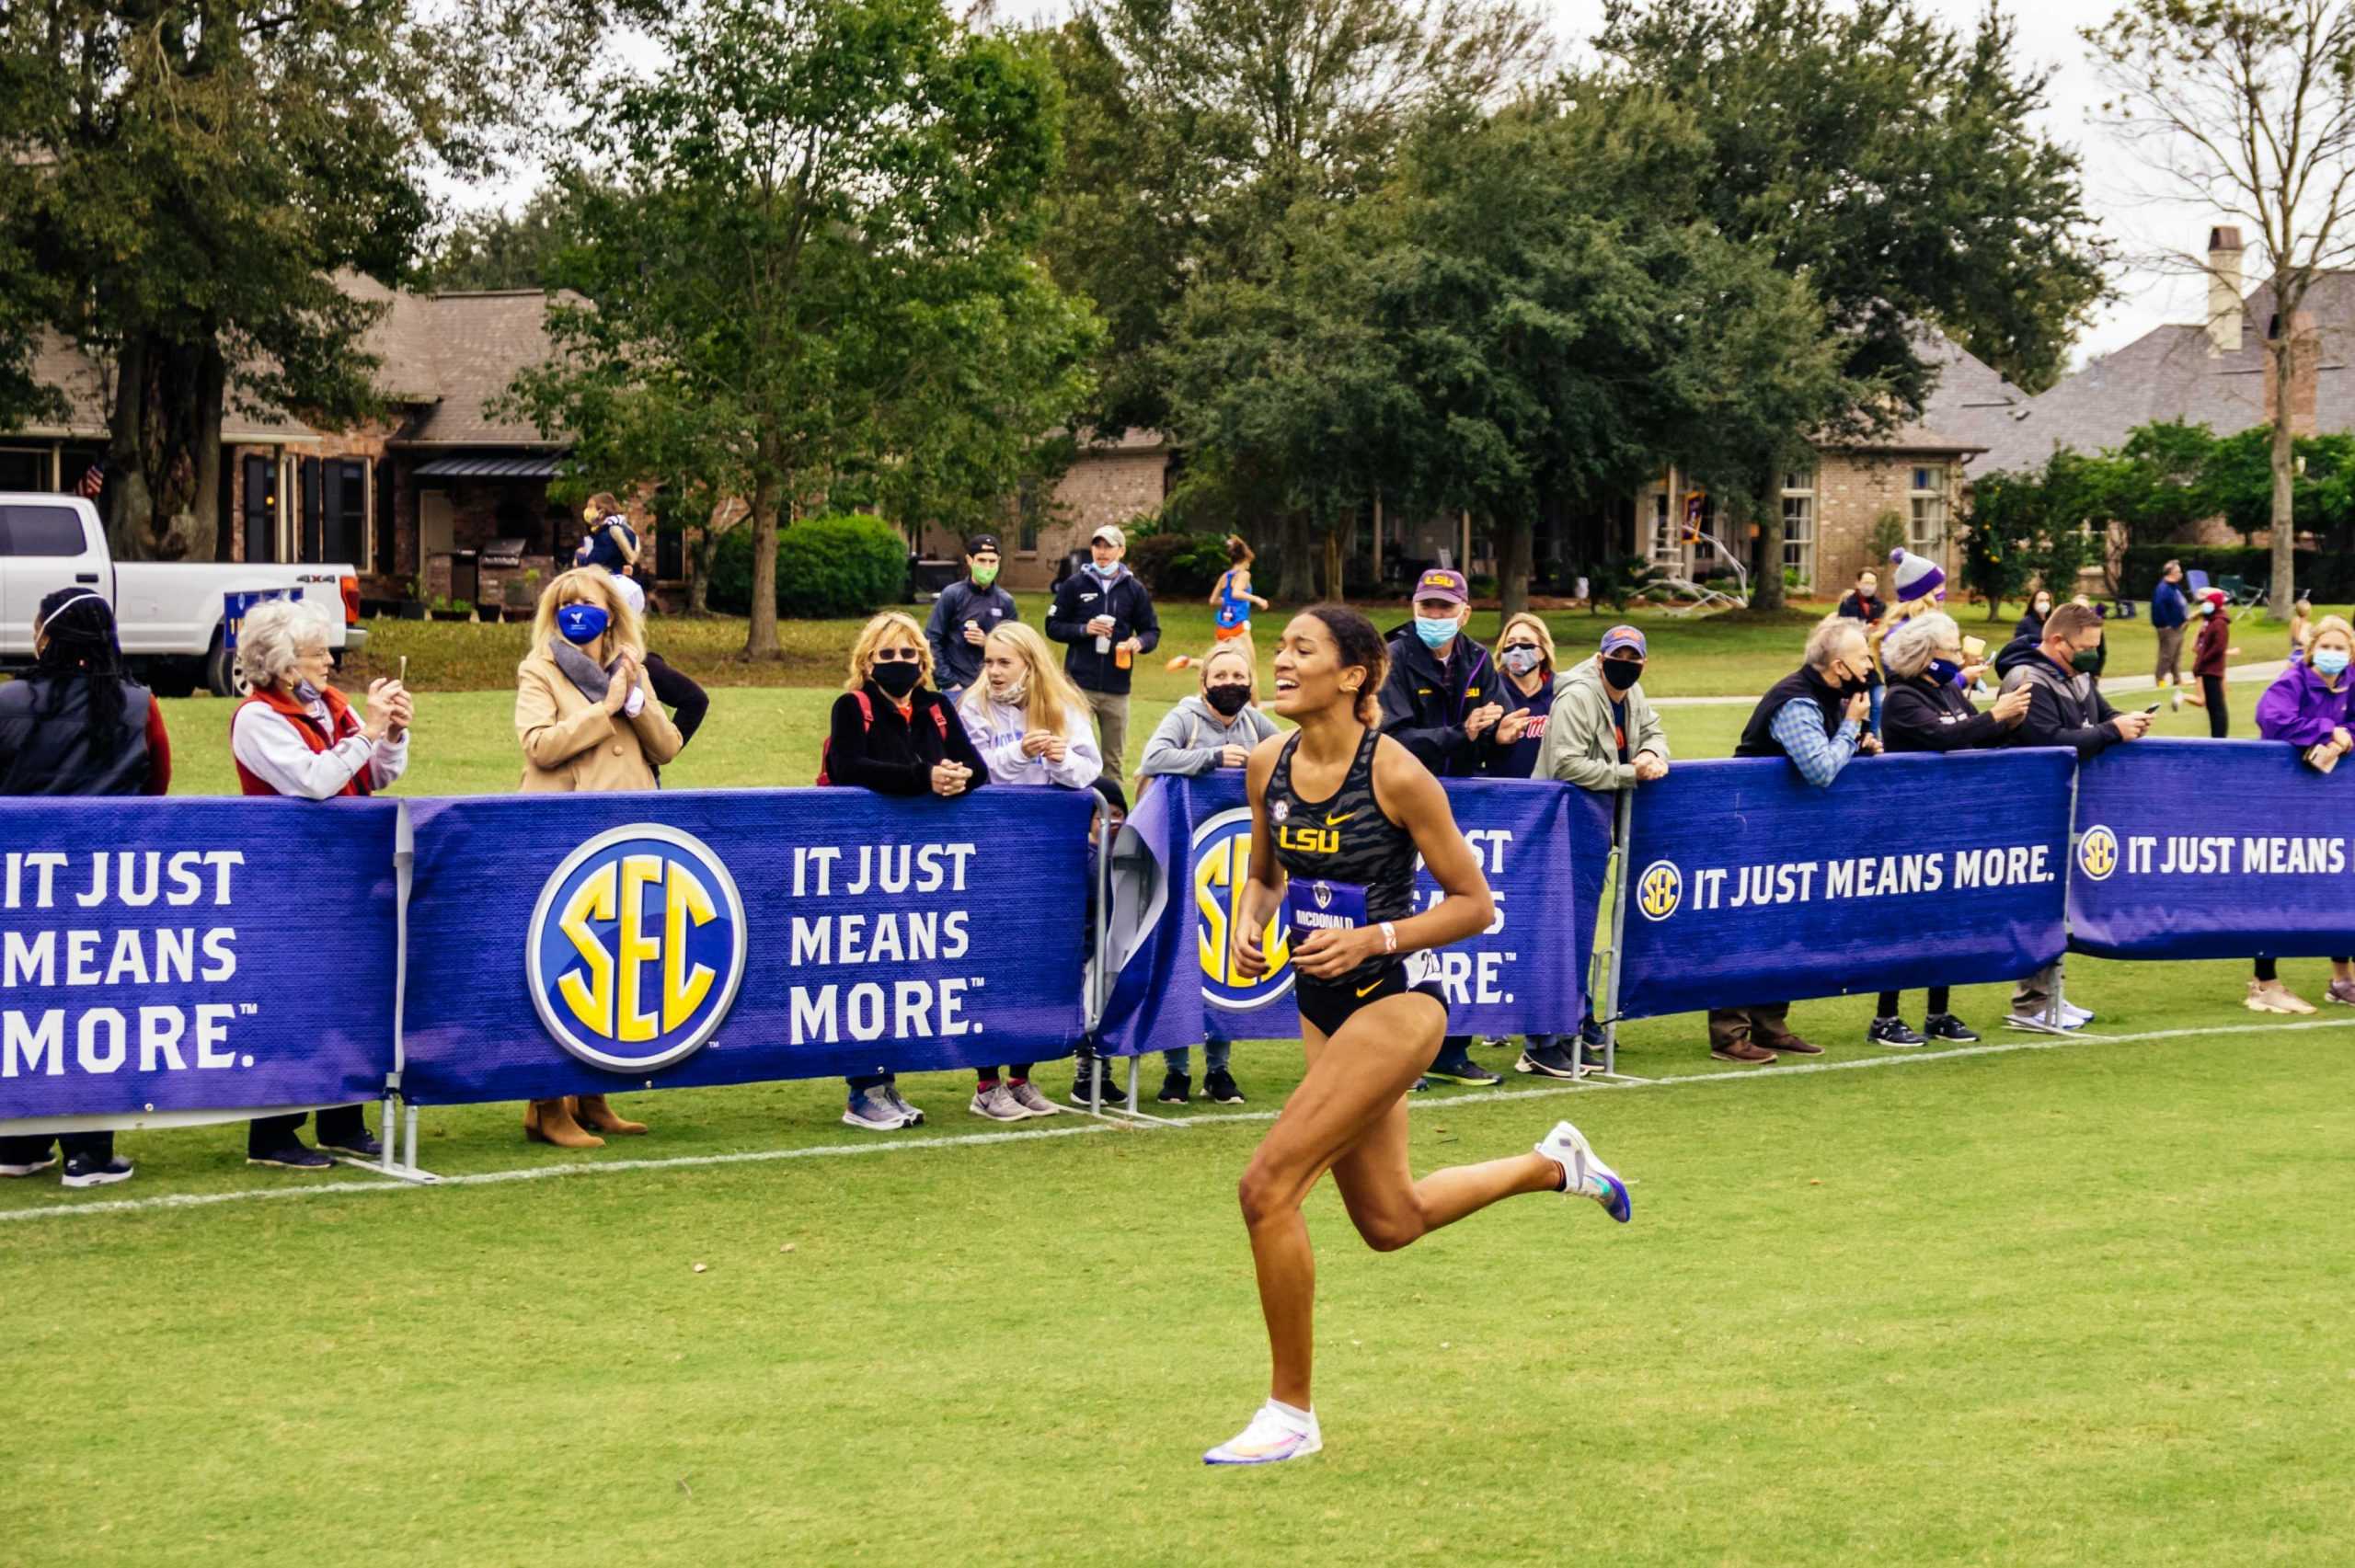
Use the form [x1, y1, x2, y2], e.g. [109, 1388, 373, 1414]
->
[1138, 693, 1280, 778]
[1533, 657, 1668, 792]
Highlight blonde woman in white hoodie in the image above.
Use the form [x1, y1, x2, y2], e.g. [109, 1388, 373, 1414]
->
[959, 622, 1103, 791]
[957, 622, 1102, 1119]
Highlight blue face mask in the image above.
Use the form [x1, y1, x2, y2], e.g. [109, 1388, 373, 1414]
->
[1414, 613, 1460, 650]
[2316, 648, 2350, 678]
[556, 603, 611, 646]
[1926, 658, 1963, 688]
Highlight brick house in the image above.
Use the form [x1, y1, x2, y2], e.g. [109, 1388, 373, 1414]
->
[4, 281, 601, 612]
[909, 428, 1173, 590]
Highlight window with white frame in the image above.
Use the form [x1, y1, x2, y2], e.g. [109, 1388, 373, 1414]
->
[1909, 464, 1947, 552]
[1780, 469, 1816, 587]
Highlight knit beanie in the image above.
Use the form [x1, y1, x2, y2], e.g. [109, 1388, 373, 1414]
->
[1888, 548, 1946, 604]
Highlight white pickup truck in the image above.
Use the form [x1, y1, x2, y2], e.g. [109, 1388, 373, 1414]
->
[0, 493, 366, 697]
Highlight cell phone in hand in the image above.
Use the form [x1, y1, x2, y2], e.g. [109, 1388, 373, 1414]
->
[2142, 703, 2162, 715]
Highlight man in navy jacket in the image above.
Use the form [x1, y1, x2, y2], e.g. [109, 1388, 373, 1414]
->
[2151, 559, 2190, 712]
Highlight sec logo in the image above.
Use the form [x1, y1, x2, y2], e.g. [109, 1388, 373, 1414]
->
[1636, 859, 1683, 921]
[1192, 807, 1293, 1009]
[2077, 824, 2120, 882]
[528, 824, 747, 1071]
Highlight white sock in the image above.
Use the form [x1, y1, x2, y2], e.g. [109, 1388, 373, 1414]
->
[1267, 1397, 1315, 1430]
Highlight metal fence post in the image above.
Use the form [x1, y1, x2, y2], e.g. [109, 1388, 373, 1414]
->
[1600, 786, 1635, 1077]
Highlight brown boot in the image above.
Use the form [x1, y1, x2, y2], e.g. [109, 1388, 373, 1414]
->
[573, 1093, 648, 1136]
[523, 1097, 603, 1150]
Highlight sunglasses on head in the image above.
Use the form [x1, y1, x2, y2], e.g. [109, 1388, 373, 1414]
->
[873, 647, 921, 663]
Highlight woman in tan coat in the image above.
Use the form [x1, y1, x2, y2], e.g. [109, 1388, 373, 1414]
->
[514, 567, 683, 1148]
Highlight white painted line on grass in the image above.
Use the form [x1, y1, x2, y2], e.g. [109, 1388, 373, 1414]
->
[9, 1015, 2352, 1225]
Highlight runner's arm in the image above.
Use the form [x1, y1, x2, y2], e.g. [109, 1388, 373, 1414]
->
[1231, 735, 1290, 978]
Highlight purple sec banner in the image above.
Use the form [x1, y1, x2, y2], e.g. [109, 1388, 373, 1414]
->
[0, 797, 399, 1124]
[1097, 772, 1611, 1058]
[1614, 750, 2074, 1020]
[398, 786, 1094, 1105]
[2069, 738, 2355, 960]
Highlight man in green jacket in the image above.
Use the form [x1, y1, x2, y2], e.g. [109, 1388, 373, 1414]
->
[1529, 624, 1668, 1072]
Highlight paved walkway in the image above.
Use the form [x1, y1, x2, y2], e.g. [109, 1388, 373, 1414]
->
[1651, 658, 2292, 709]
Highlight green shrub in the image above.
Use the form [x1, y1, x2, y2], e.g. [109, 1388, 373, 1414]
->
[1128, 530, 1234, 598]
[706, 514, 910, 618]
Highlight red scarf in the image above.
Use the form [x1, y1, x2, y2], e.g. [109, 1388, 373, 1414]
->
[231, 684, 373, 797]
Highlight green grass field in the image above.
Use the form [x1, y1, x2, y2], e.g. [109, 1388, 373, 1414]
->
[5, 959, 2352, 1563]
[7, 594, 2351, 1563]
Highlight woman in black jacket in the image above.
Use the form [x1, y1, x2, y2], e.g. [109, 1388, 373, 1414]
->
[0, 589, 169, 1189]
[820, 612, 989, 1131]
[1866, 612, 2030, 1047]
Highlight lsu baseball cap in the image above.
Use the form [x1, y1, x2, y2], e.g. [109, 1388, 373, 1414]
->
[1413, 568, 1469, 606]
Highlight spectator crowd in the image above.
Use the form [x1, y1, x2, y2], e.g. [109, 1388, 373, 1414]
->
[1, 527, 2338, 1191]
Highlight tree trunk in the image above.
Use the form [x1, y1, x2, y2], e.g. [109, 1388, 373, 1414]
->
[1275, 510, 1315, 601]
[1497, 509, 1532, 622]
[1747, 479, 1785, 612]
[105, 337, 155, 561]
[688, 524, 719, 616]
[744, 461, 782, 658]
[180, 344, 224, 562]
[2270, 343, 2297, 616]
[1320, 519, 1343, 604]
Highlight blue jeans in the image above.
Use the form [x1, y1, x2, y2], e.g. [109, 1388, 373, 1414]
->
[1161, 1042, 1231, 1077]
[1868, 681, 1886, 738]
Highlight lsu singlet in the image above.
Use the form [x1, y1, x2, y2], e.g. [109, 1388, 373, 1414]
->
[1266, 727, 1442, 1031]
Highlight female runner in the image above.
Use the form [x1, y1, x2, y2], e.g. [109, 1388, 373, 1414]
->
[1204, 606, 1631, 1467]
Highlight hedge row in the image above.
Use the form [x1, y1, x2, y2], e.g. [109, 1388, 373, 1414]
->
[2116, 544, 2350, 602]
[706, 514, 909, 619]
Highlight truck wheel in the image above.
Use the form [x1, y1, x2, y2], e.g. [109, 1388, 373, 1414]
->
[146, 659, 199, 700]
[203, 635, 249, 699]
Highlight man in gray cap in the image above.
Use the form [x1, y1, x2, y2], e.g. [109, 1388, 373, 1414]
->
[1045, 522, 1159, 781]
[1529, 624, 1670, 1074]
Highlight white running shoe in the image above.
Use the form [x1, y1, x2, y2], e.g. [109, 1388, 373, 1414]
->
[970, 1082, 1027, 1122]
[1203, 1402, 1323, 1466]
[1534, 1120, 1631, 1223]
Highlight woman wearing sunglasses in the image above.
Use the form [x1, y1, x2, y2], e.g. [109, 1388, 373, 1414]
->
[821, 612, 992, 1130]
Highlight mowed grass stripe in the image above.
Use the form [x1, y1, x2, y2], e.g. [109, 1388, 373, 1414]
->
[2, 1024, 2349, 1565]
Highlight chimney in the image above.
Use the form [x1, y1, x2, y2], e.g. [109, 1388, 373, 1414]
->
[2263, 310, 2320, 437]
[2207, 225, 2244, 354]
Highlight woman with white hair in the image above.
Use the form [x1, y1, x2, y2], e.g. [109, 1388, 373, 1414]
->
[513, 567, 682, 1150]
[229, 597, 411, 1169]
[1868, 611, 2029, 1047]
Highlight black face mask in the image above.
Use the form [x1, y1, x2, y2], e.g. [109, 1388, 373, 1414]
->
[1600, 658, 1642, 692]
[1203, 683, 1252, 717]
[871, 661, 923, 699]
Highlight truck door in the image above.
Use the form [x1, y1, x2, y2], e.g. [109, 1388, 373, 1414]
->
[0, 499, 108, 657]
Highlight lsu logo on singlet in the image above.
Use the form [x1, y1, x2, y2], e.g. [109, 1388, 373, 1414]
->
[2076, 824, 2120, 882]
[1191, 807, 1294, 1009]
[1636, 858, 1682, 921]
[528, 824, 748, 1070]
